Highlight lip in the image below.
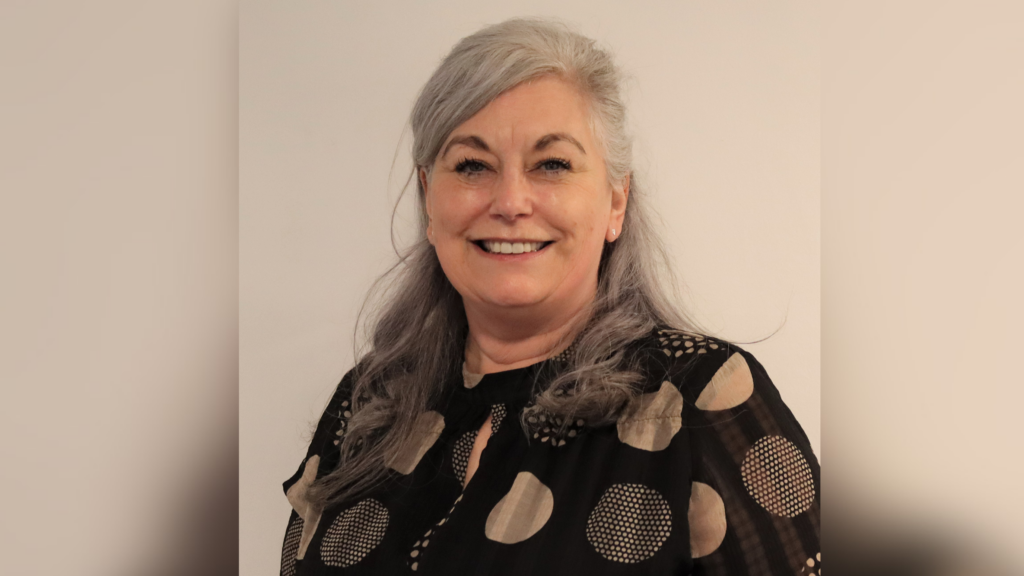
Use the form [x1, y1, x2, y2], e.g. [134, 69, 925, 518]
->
[470, 239, 553, 260]
[471, 238, 552, 243]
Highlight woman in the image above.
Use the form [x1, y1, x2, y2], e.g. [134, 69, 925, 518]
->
[280, 18, 819, 576]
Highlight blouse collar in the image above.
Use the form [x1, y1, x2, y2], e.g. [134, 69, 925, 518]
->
[457, 339, 577, 407]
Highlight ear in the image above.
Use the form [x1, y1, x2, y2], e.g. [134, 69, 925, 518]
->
[419, 167, 435, 245]
[418, 166, 430, 196]
[606, 173, 630, 242]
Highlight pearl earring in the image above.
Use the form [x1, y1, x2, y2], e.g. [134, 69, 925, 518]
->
[611, 228, 617, 238]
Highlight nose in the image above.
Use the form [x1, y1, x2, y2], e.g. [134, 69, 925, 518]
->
[489, 169, 533, 221]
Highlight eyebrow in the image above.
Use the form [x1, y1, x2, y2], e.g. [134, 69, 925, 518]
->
[534, 133, 586, 155]
[440, 132, 587, 159]
[440, 135, 490, 159]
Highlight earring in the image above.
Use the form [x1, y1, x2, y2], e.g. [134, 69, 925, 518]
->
[611, 228, 617, 238]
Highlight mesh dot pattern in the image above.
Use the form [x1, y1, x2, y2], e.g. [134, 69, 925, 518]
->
[408, 494, 463, 571]
[280, 514, 304, 576]
[321, 499, 389, 568]
[529, 412, 586, 448]
[586, 483, 673, 563]
[490, 404, 507, 436]
[452, 404, 510, 483]
[740, 435, 815, 517]
[550, 341, 577, 362]
[451, 430, 475, 483]
[657, 329, 720, 358]
[332, 399, 353, 446]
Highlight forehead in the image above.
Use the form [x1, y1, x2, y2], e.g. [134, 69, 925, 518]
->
[447, 76, 595, 147]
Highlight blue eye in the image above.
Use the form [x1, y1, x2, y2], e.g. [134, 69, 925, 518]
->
[538, 158, 572, 172]
[455, 158, 488, 174]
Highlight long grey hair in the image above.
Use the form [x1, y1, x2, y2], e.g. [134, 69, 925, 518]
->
[310, 17, 700, 508]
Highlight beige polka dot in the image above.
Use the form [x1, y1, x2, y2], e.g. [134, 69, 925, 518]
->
[285, 455, 318, 517]
[386, 411, 445, 475]
[616, 381, 683, 451]
[695, 353, 754, 411]
[484, 472, 554, 544]
[296, 512, 321, 560]
[285, 455, 323, 560]
[740, 435, 816, 517]
[462, 363, 484, 389]
[688, 482, 727, 558]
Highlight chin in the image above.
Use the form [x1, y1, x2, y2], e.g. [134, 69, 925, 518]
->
[479, 289, 546, 309]
[474, 278, 550, 309]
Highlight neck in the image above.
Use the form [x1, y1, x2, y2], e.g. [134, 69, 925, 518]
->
[463, 286, 596, 374]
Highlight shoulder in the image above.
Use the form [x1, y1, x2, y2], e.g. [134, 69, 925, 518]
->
[629, 326, 765, 404]
[638, 327, 818, 469]
[282, 367, 361, 494]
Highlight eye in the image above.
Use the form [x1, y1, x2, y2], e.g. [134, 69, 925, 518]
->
[455, 158, 489, 175]
[536, 158, 572, 173]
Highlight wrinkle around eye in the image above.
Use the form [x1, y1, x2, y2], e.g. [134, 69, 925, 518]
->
[453, 158, 494, 177]
[530, 157, 573, 175]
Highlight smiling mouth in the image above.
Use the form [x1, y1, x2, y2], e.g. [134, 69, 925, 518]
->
[472, 240, 553, 255]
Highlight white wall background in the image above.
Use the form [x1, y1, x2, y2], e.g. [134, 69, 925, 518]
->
[240, 1, 819, 573]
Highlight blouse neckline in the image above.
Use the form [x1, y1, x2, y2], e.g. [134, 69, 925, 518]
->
[456, 339, 577, 409]
[458, 361, 540, 408]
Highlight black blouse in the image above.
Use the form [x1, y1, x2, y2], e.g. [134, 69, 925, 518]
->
[280, 328, 821, 576]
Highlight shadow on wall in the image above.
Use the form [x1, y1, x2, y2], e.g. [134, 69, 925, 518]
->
[828, 502, 1017, 576]
[127, 414, 239, 576]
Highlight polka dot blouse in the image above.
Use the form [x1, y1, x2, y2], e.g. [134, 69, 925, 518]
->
[280, 328, 821, 575]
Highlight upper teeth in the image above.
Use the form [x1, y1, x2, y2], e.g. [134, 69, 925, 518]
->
[482, 241, 545, 254]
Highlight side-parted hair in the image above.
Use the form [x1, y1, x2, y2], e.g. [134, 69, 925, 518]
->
[310, 17, 700, 508]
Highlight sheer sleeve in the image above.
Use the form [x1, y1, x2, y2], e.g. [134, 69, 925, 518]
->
[682, 346, 820, 576]
[279, 370, 357, 576]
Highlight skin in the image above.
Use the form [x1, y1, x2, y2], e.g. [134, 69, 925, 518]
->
[419, 75, 630, 486]
[421, 75, 630, 375]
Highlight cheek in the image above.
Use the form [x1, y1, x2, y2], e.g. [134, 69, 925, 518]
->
[432, 189, 486, 234]
[433, 231, 471, 278]
[560, 197, 610, 271]
[552, 193, 607, 243]
[430, 196, 477, 271]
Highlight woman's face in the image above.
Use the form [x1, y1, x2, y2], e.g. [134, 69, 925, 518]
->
[422, 75, 629, 315]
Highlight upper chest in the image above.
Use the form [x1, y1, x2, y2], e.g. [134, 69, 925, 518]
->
[301, 393, 695, 576]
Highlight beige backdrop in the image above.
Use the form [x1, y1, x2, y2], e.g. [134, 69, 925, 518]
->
[824, 0, 1024, 564]
[4, 0, 1019, 569]
[240, 1, 819, 573]
[5, 1, 1022, 575]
